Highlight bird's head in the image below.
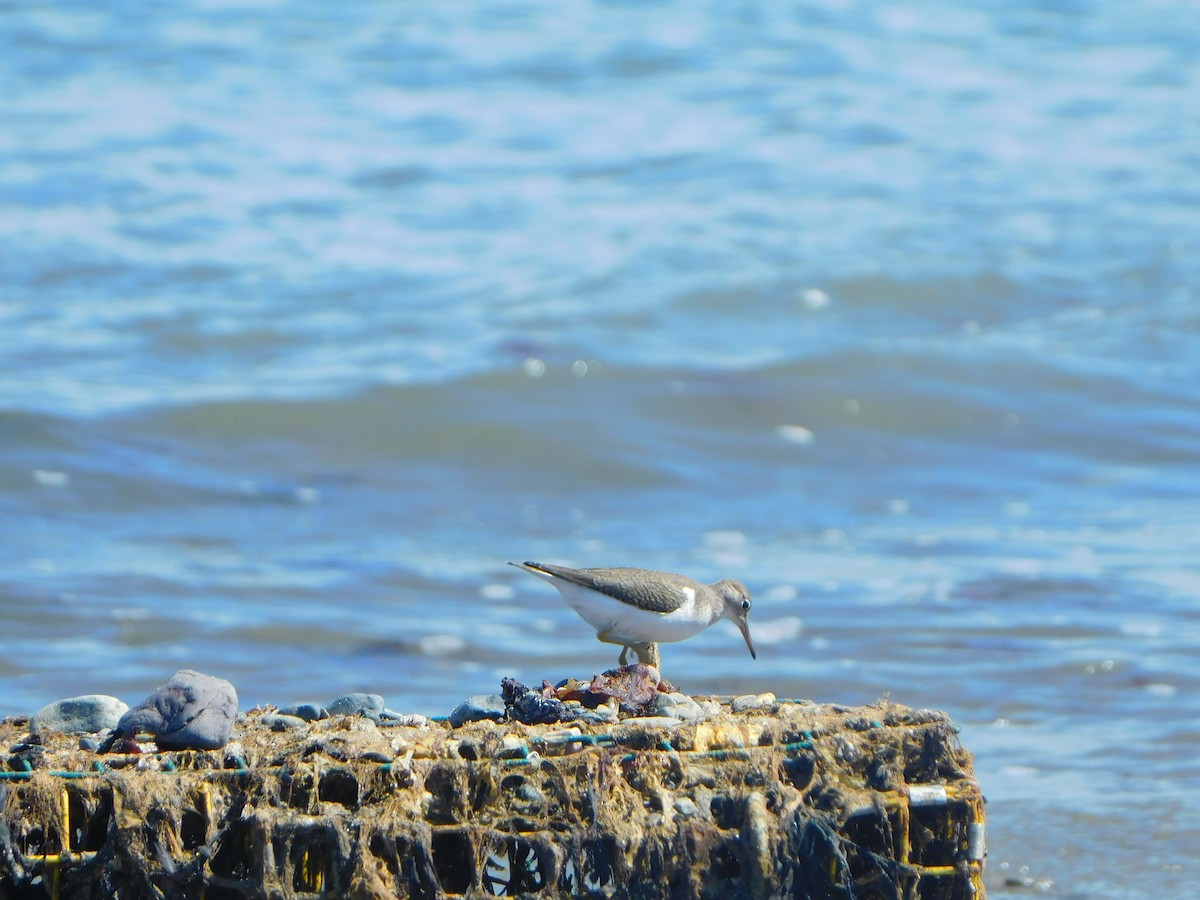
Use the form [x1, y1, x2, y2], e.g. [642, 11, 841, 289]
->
[714, 578, 756, 659]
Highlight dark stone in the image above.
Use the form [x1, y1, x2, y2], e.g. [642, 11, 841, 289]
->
[512, 692, 573, 725]
[261, 714, 306, 731]
[105, 669, 238, 751]
[7, 744, 45, 770]
[500, 677, 530, 703]
[279, 703, 328, 722]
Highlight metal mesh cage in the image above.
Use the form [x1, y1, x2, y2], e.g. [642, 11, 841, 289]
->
[0, 698, 985, 898]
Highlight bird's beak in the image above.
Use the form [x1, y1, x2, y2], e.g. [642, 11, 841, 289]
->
[737, 618, 757, 659]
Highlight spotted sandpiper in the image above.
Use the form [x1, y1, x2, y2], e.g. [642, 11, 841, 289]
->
[509, 561, 756, 667]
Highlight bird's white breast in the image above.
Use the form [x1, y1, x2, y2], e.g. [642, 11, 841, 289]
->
[549, 580, 714, 645]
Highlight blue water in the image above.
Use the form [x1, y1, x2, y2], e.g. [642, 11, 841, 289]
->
[3, 3, 1199, 896]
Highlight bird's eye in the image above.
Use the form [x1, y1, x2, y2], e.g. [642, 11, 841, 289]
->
[741, 599, 751, 611]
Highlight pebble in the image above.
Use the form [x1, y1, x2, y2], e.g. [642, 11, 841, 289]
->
[574, 698, 620, 726]
[279, 703, 328, 722]
[448, 694, 507, 728]
[613, 716, 683, 733]
[831, 734, 862, 764]
[516, 783, 544, 805]
[31, 695, 129, 735]
[731, 692, 777, 713]
[697, 699, 724, 718]
[379, 712, 429, 728]
[846, 716, 881, 732]
[538, 727, 584, 755]
[223, 742, 249, 769]
[108, 670, 238, 751]
[261, 714, 306, 731]
[648, 692, 706, 722]
[7, 744, 45, 770]
[674, 797, 699, 817]
[498, 734, 530, 759]
[327, 694, 386, 720]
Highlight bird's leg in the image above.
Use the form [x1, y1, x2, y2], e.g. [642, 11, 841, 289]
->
[596, 628, 633, 667]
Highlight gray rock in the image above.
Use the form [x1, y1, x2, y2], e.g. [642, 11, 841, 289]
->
[448, 694, 507, 728]
[516, 783, 544, 805]
[731, 691, 777, 713]
[831, 734, 862, 764]
[109, 670, 238, 751]
[674, 797, 699, 817]
[574, 701, 620, 726]
[649, 692, 706, 723]
[31, 695, 128, 735]
[279, 703, 328, 722]
[327, 693, 386, 720]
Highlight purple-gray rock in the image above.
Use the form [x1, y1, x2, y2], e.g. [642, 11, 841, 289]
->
[108, 670, 238, 751]
[513, 691, 573, 725]
[31, 695, 128, 735]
